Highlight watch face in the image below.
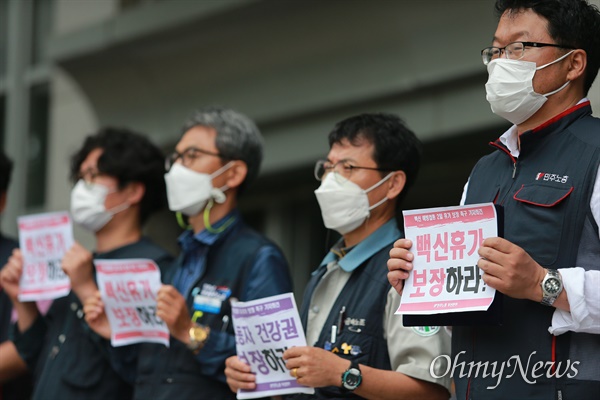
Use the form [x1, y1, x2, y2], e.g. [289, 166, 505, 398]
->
[343, 368, 362, 390]
[543, 277, 561, 295]
[191, 326, 209, 342]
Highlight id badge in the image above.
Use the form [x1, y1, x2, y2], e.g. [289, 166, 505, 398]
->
[192, 283, 232, 314]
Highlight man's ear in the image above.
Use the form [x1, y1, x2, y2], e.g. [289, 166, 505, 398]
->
[0, 192, 6, 214]
[386, 171, 406, 200]
[566, 49, 587, 83]
[225, 161, 248, 190]
[124, 182, 145, 206]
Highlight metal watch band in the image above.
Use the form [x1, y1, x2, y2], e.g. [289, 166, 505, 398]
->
[541, 269, 562, 306]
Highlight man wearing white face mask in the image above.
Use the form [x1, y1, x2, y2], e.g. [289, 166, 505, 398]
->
[388, 1, 600, 399]
[225, 113, 451, 400]
[0, 128, 173, 400]
[100, 106, 293, 400]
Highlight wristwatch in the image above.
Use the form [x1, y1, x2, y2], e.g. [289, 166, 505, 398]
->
[188, 324, 210, 354]
[341, 361, 362, 391]
[541, 269, 563, 306]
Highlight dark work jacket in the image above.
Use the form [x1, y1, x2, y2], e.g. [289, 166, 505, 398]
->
[288, 243, 393, 399]
[12, 237, 172, 400]
[454, 102, 600, 400]
[0, 234, 32, 400]
[134, 222, 291, 400]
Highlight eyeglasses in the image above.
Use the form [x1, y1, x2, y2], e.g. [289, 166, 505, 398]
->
[314, 159, 390, 181]
[480, 41, 575, 65]
[75, 169, 104, 188]
[165, 146, 225, 171]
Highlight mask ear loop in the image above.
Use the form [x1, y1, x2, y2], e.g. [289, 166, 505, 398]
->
[364, 172, 395, 212]
[203, 199, 236, 234]
[176, 212, 192, 230]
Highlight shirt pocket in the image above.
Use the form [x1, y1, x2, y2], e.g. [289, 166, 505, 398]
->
[512, 183, 573, 266]
[59, 332, 105, 389]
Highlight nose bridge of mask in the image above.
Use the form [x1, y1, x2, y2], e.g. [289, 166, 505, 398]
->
[76, 180, 109, 200]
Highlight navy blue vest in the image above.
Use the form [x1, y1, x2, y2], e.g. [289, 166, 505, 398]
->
[455, 103, 600, 399]
[135, 223, 277, 400]
[288, 245, 392, 399]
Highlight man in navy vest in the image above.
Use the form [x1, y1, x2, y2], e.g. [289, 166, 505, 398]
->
[121, 106, 293, 400]
[225, 113, 451, 399]
[0, 151, 30, 400]
[388, 1, 600, 399]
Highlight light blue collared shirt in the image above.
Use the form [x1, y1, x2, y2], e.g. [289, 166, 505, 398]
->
[318, 218, 401, 272]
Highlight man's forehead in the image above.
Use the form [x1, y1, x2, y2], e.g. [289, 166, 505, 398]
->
[328, 138, 375, 162]
[177, 125, 217, 150]
[80, 148, 103, 170]
[493, 9, 550, 44]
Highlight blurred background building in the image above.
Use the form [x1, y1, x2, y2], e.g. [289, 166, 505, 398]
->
[1, 0, 599, 301]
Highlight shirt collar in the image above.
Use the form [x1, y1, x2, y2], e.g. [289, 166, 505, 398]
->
[318, 218, 401, 273]
[178, 209, 240, 252]
[498, 97, 589, 159]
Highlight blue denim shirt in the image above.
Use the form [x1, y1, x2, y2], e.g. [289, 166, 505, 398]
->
[172, 209, 292, 382]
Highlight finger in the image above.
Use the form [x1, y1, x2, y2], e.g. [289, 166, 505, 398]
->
[156, 301, 175, 315]
[392, 238, 413, 249]
[477, 258, 502, 279]
[156, 295, 176, 308]
[226, 377, 256, 392]
[481, 272, 504, 291]
[481, 237, 512, 253]
[387, 257, 412, 274]
[155, 309, 171, 324]
[84, 309, 100, 321]
[4, 265, 20, 282]
[282, 346, 304, 360]
[389, 246, 414, 262]
[387, 271, 406, 293]
[226, 356, 252, 372]
[158, 285, 178, 296]
[477, 244, 506, 266]
[224, 363, 255, 383]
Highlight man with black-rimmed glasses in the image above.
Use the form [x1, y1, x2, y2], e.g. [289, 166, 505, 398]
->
[388, 1, 600, 398]
[225, 113, 452, 400]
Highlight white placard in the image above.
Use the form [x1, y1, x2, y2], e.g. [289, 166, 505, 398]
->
[397, 203, 498, 315]
[95, 258, 169, 347]
[232, 293, 314, 399]
[18, 211, 73, 301]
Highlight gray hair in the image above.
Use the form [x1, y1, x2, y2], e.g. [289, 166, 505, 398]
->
[182, 106, 264, 195]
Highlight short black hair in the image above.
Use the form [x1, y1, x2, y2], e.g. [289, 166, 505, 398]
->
[328, 112, 423, 208]
[495, 0, 600, 94]
[70, 127, 167, 224]
[0, 150, 13, 194]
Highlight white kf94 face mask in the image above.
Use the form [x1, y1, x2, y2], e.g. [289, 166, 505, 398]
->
[485, 50, 574, 125]
[70, 180, 129, 232]
[314, 172, 393, 235]
[164, 162, 232, 217]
